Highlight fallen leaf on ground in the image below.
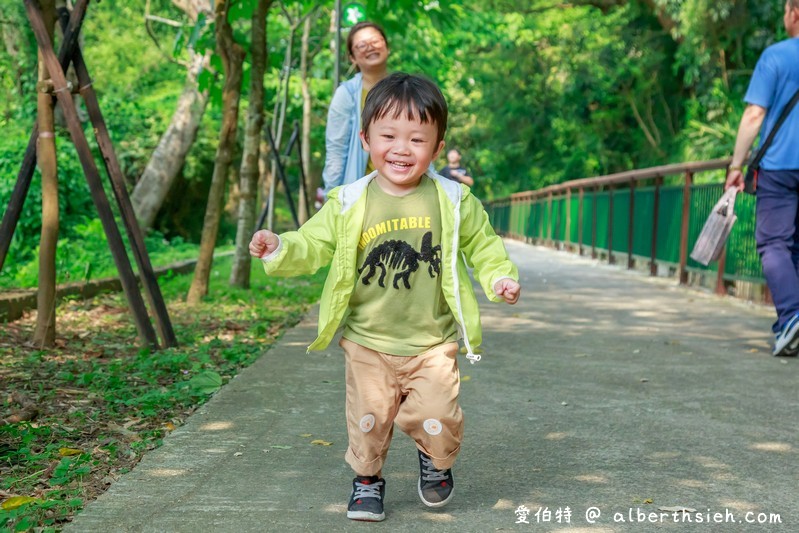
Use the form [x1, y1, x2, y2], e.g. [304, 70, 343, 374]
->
[107, 422, 140, 441]
[58, 448, 83, 457]
[270, 445, 292, 450]
[311, 439, 333, 446]
[2, 496, 42, 510]
[298, 433, 312, 438]
[460, 375, 471, 382]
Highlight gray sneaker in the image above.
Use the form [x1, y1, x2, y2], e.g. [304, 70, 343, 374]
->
[773, 313, 799, 357]
[347, 475, 385, 521]
[417, 451, 454, 508]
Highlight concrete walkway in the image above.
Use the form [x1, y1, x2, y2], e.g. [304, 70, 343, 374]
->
[66, 241, 798, 532]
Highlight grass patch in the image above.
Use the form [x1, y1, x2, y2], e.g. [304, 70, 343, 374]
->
[0, 224, 209, 290]
[1, 254, 326, 531]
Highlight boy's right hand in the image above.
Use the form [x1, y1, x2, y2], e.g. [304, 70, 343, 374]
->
[249, 230, 279, 259]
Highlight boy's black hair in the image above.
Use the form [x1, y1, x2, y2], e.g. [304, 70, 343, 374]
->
[362, 72, 448, 144]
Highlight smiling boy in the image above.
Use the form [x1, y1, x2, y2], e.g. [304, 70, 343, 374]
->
[249, 73, 520, 522]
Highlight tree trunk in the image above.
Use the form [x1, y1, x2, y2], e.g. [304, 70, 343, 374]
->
[131, 51, 209, 230]
[230, 0, 272, 287]
[32, 0, 58, 348]
[265, 24, 295, 230]
[186, 0, 245, 305]
[298, 15, 312, 224]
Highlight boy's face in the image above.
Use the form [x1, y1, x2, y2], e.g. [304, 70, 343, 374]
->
[361, 111, 445, 196]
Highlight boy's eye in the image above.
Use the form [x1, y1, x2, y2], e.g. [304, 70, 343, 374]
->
[412, 138, 426, 143]
[382, 134, 394, 139]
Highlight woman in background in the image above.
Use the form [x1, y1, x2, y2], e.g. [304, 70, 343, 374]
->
[321, 22, 390, 195]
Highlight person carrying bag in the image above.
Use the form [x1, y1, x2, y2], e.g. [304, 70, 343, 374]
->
[724, 0, 799, 357]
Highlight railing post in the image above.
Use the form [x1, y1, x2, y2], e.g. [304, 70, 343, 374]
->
[521, 196, 526, 241]
[511, 196, 517, 240]
[591, 186, 598, 259]
[578, 188, 584, 256]
[679, 171, 693, 285]
[537, 197, 544, 244]
[650, 177, 662, 276]
[554, 193, 562, 249]
[529, 196, 536, 244]
[565, 188, 572, 251]
[627, 179, 635, 269]
[608, 185, 615, 264]
[547, 191, 553, 247]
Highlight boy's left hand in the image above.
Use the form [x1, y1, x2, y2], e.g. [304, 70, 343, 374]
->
[494, 278, 521, 305]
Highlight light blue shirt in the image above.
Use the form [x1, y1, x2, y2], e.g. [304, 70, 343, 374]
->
[744, 37, 799, 170]
[322, 74, 369, 193]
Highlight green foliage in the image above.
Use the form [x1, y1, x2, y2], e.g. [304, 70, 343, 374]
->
[0, 3, 37, 124]
[1, 0, 791, 290]
[0, 217, 201, 289]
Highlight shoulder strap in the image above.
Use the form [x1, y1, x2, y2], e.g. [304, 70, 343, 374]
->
[751, 87, 799, 167]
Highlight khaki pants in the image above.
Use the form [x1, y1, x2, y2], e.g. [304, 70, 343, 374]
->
[340, 338, 463, 476]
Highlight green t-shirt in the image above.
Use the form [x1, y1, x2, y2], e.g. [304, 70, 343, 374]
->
[343, 178, 458, 355]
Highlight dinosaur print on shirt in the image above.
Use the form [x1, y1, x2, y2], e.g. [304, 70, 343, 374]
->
[358, 231, 442, 289]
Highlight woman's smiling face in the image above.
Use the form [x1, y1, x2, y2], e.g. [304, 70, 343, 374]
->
[349, 26, 389, 71]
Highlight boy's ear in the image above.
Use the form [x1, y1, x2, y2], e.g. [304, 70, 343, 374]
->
[359, 130, 370, 151]
[432, 140, 445, 160]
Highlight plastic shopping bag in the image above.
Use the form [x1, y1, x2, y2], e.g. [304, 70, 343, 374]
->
[690, 188, 737, 266]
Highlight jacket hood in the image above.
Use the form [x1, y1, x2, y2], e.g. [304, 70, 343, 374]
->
[334, 170, 464, 213]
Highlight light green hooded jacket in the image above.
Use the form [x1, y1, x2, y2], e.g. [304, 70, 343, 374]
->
[260, 171, 519, 363]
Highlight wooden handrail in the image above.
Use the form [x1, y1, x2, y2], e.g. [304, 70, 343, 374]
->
[505, 157, 731, 202]
[486, 156, 761, 301]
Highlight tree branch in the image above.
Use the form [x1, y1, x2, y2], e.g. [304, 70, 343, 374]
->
[639, 0, 681, 41]
[626, 91, 665, 156]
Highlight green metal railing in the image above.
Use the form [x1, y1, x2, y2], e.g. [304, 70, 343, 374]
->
[485, 158, 765, 297]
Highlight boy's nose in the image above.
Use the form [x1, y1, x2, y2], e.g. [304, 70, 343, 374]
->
[392, 143, 411, 155]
